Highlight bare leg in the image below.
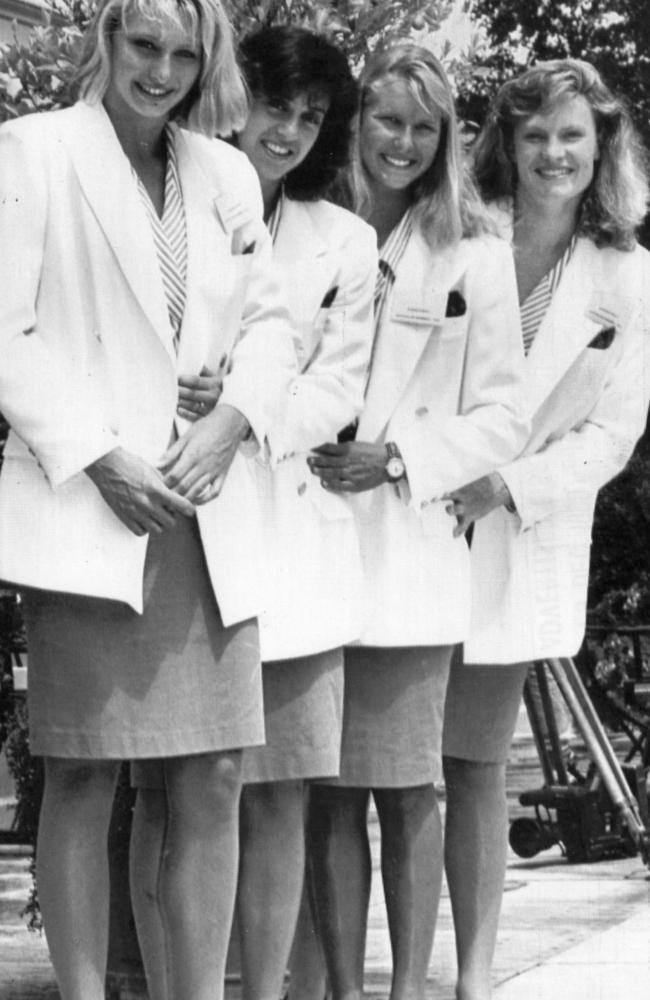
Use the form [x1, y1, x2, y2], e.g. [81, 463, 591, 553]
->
[238, 779, 305, 1000]
[308, 786, 371, 1000]
[130, 787, 169, 1000]
[443, 757, 508, 1000]
[288, 879, 329, 1000]
[160, 750, 243, 1000]
[36, 756, 120, 1000]
[373, 784, 442, 1000]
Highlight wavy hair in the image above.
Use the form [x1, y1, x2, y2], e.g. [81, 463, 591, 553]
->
[473, 59, 649, 249]
[74, 0, 248, 136]
[353, 42, 492, 249]
[237, 26, 358, 201]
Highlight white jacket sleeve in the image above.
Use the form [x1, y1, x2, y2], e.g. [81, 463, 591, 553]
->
[0, 123, 119, 486]
[397, 237, 529, 507]
[216, 160, 298, 452]
[267, 222, 377, 458]
[501, 247, 650, 531]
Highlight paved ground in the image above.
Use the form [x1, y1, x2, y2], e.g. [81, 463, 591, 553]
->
[1, 725, 649, 999]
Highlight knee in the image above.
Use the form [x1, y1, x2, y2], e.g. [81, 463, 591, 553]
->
[308, 786, 370, 842]
[167, 751, 243, 822]
[241, 780, 303, 832]
[443, 756, 505, 800]
[374, 784, 438, 841]
[43, 757, 119, 803]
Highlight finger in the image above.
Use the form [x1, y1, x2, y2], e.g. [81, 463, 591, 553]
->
[195, 474, 225, 505]
[311, 442, 347, 456]
[160, 484, 196, 517]
[157, 437, 184, 471]
[308, 455, 351, 471]
[177, 405, 200, 423]
[183, 473, 216, 504]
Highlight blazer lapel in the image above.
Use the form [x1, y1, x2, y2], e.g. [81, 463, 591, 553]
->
[62, 101, 175, 360]
[360, 230, 465, 441]
[172, 127, 230, 375]
[273, 199, 329, 366]
[524, 238, 609, 414]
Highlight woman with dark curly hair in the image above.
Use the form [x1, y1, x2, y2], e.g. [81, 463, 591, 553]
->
[442, 59, 649, 1000]
[129, 25, 376, 1000]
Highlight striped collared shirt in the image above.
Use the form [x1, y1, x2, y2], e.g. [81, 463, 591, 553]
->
[520, 235, 577, 354]
[134, 126, 188, 352]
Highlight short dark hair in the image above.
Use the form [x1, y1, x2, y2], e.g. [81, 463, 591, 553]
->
[238, 26, 358, 201]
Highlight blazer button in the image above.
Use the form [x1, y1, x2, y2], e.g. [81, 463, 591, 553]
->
[297, 482, 307, 496]
[420, 499, 429, 509]
[415, 406, 428, 418]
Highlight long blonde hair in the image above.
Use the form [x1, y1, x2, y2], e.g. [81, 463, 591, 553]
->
[75, 0, 248, 136]
[474, 59, 649, 250]
[354, 42, 492, 249]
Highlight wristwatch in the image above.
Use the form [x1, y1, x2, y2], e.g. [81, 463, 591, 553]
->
[385, 441, 406, 482]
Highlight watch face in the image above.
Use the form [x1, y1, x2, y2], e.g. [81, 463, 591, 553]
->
[386, 457, 405, 481]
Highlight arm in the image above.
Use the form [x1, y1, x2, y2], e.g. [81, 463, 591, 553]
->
[0, 122, 118, 487]
[268, 222, 377, 457]
[396, 237, 529, 510]
[501, 255, 650, 531]
[160, 158, 297, 499]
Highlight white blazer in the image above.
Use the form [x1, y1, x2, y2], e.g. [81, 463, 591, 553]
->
[255, 198, 376, 661]
[0, 101, 296, 625]
[353, 227, 529, 647]
[465, 215, 650, 664]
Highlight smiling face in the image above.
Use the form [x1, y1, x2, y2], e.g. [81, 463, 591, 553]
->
[238, 91, 330, 199]
[513, 94, 599, 213]
[104, 9, 201, 130]
[359, 76, 442, 198]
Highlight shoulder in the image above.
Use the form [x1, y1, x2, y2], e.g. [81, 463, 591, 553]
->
[177, 128, 261, 201]
[296, 198, 377, 253]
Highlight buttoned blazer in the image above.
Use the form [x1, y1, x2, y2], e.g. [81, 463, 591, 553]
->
[465, 215, 650, 664]
[254, 198, 377, 661]
[0, 100, 296, 624]
[352, 226, 529, 647]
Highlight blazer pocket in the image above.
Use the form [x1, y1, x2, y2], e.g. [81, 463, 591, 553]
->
[445, 290, 466, 317]
[587, 325, 616, 350]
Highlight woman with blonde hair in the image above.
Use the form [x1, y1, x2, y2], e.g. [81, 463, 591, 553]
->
[0, 0, 295, 996]
[442, 59, 649, 1000]
[307, 42, 528, 1000]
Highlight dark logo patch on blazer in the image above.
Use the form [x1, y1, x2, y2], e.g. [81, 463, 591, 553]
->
[588, 326, 616, 350]
[446, 290, 466, 317]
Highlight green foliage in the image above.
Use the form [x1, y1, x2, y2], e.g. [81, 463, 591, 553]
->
[0, 16, 83, 121]
[462, 0, 650, 149]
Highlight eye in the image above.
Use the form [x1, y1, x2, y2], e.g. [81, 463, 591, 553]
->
[265, 97, 289, 113]
[416, 122, 438, 134]
[303, 111, 325, 128]
[131, 37, 157, 52]
[175, 49, 199, 61]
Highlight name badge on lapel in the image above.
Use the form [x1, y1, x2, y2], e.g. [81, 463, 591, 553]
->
[213, 192, 251, 233]
[584, 290, 630, 335]
[391, 287, 447, 327]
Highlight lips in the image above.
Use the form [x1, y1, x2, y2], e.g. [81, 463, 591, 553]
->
[261, 139, 293, 159]
[381, 153, 414, 169]
[136, 82, 173, 99]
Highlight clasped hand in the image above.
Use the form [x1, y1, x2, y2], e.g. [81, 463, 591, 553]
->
[308, 441, 388, 493]
[444, 472, 513, 538]
[87, 402, 249, 536]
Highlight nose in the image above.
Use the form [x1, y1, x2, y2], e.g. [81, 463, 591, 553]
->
[151, 53, 172, 83]
[277, 112, 300, 140]
[543, 133, 564, 159]
[393, 125, 415, 151]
